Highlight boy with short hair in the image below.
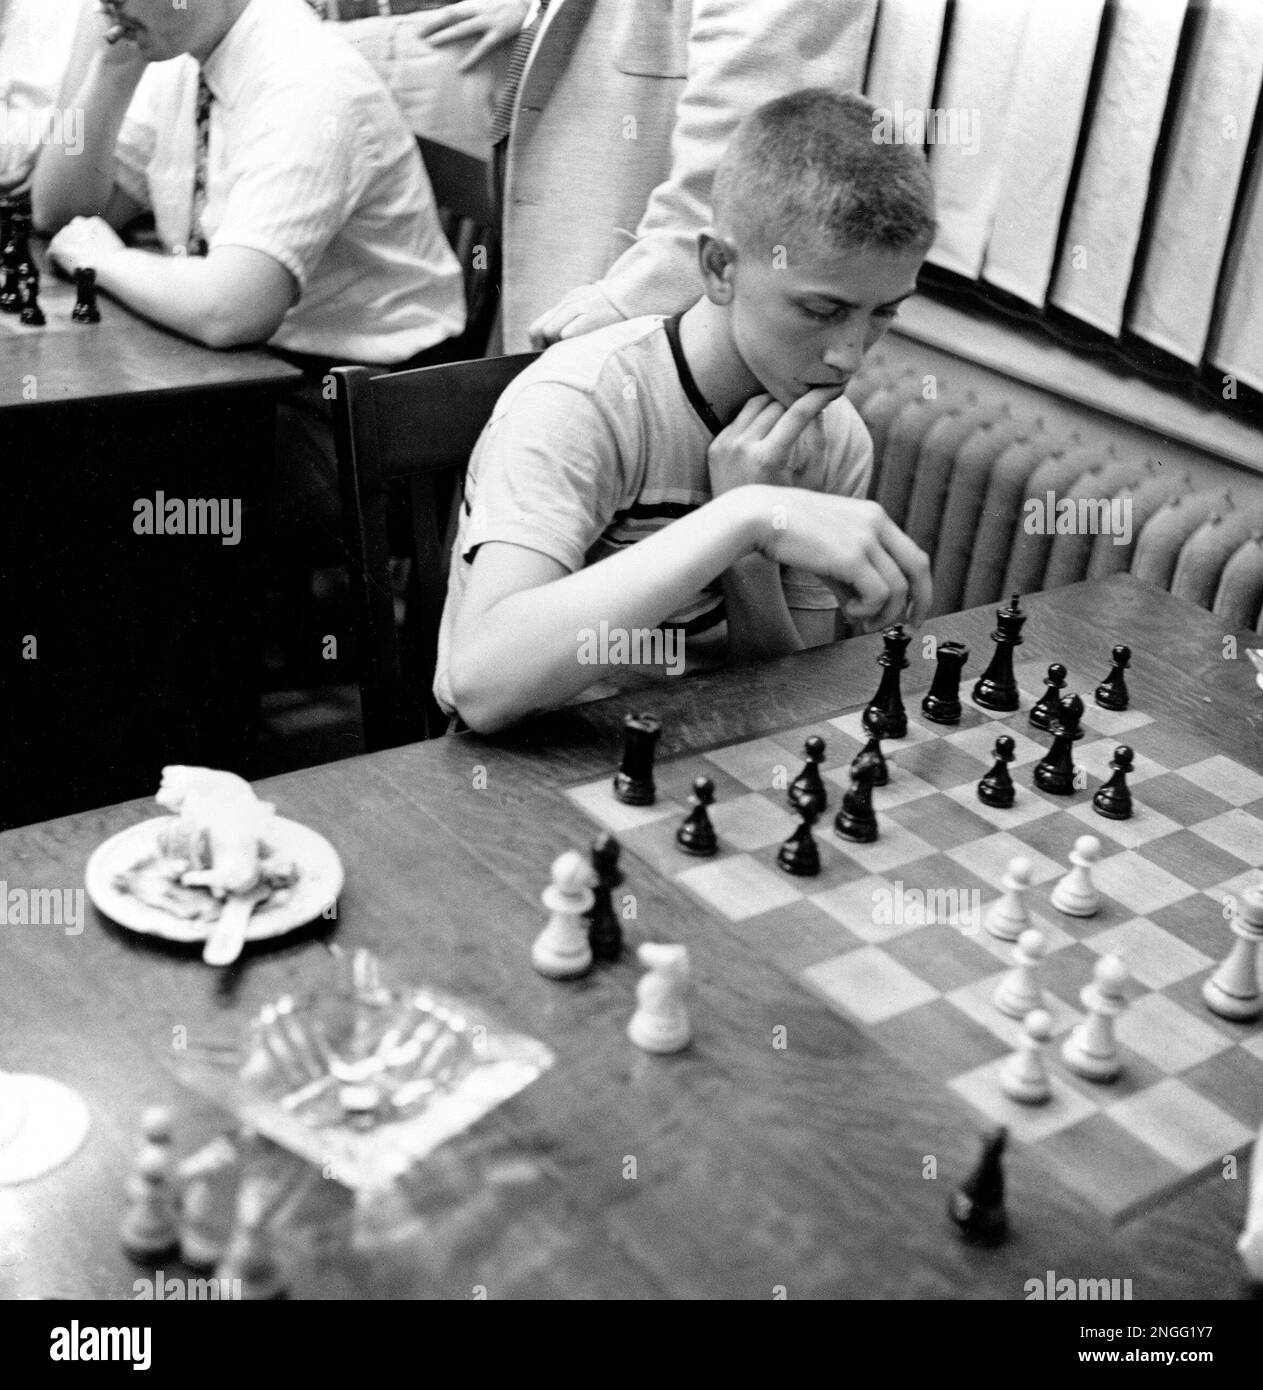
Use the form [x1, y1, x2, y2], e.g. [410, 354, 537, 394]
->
[437, 88, 938, 733]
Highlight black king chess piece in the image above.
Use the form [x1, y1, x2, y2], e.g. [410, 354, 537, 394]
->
[613, 711, 661, 806]
[1032, 692, 1084, 795]
[72, 267, 101, 324]
[834, 748, 882, 843]
[1092, 745, 1134, 821]
[977, 734, 1016, 808]
[676, 776, 719, 856]
[972, 594, 1025, 712]
[586, 834, 624, 960]
[863, 624, 911, 739]
[777, 804, 821, 877]
[788, 736, 828, 817]
[949, 1126, 1009, 1246]
[1029, 663, 1067, 732]
[921, 641, 969, 725]
[1094, 644, 1131, 711]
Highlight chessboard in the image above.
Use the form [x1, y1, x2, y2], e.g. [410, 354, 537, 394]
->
[567, 658, 1263, 1225]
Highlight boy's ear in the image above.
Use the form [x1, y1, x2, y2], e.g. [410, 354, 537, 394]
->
[696, 229, 736, 305]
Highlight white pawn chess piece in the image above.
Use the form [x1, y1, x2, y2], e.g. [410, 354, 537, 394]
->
[628, 943, 692, 1054]
[1238, 1118, 1263, 1282]
[1000, 1007, 1053, 1104]
[1051, 834, 1101, 917]
[1203, 886, 1263, 1021]
[985, 856, 1033, 941]
[119, 1106, 179, 1261]
[994, 928, 1048, 1019]
[217, 1174, 287, 1300]
[1061, 953, 1128, 1081]
[532, 850, 595, 979]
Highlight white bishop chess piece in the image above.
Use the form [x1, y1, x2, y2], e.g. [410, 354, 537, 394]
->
[1051, 835, 1101, 917]
[532, 850, 596, 980]
[1202, 886, 1263, 1021]
[628, 943, 692, 1054]
[1061, 954, 1128, 1081]
[994, 928, 1048, 1019]
[1000, 1007, 1053, 1104]
[985, 856, 1033, 942]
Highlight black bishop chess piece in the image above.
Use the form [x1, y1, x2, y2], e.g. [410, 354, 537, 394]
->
[977, 734, 1016, 809]
[921, 640, 969, 725]
[1092, 745, 1134, 821]
[948, 1126, 1009, 1247]
[777, 804, 821, 877]
[1094, 644, 1130, 711]
[1032, 692, 1084, 795]
[834, 748, 881, 844]
[972, 594, 1026, 712]
[613, 712, 661, 806]
[788, 735, 828, 817]
[1029, 663, 1067, 732]
[863, 624, 911, 739]
[586, 833, 624, 960]
[676, 776, 718, 857]
[72, 268, 101, 324]
[853, 734, 888, 787]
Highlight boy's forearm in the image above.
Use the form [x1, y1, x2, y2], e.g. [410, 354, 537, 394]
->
[449, 486, 769, 730]
[721, 553, 804, 666]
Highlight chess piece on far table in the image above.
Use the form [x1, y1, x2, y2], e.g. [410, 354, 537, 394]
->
[17, 275, 44, 327]
[532, 850, 595, 979]
[1061, 954, 1128, 1082]
[1202, 886, 1263, 1021]
[628, 943, 691, 1053]
[120, 1106, 180, 1262]
[72, 267, 102, 324]
[613, 712, 661, 805]
[948, 1126, 1008, 1246]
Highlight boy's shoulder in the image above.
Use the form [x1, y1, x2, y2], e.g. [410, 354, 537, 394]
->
[508, 315, 679, 403]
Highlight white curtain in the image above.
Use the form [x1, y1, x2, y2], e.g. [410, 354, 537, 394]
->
[1211, 147, 1263, 394]
[864, 0, 949, 115]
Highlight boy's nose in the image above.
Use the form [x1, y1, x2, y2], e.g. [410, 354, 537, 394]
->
[822, 333, 864, 377]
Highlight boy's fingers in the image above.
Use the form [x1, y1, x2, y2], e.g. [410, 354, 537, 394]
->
[877, 519, 933, 624]
[715, 394, 774, 439]
[763, 385, 845, 449]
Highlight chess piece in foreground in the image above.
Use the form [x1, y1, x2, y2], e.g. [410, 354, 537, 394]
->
[977, 734, 1016, 808]
[1032, 693, 1084, 795]
[1237, 1117, 1263, 1284]
[1202, 886, 1263, 1021]
[72, 267, 101, 324]
[676, 776, 718, 856]
[972, 594, 1025, 712]
[949, 1126, 1008, 1246]
[1029, 663, 1067, 732]
[994, 928, 1047, 1019]
[1092, 745, 1133, 820]
[586, 833, 624, 961]
[788, 735, 828, 816]
[854, 734, 887, 787]
[985, 856, 1032, 942]
[1094, 644, 1130, 710]
[863, 624, 911, 739]
[614, 712, 661, 805]
[628, 943, 691, 1053]
[1000, 1008, 1053, 1105]
[1051, 835, 1100, 916]
[532, 850, 595, 979]
[216, 1174, 287, 1300]
[833, 748, 881, 843]
[1061, 954, 1128, 1081]
[922, 640, 969, 725]
[777, 804, 821, 877]
[120, 1106, 180, 1262]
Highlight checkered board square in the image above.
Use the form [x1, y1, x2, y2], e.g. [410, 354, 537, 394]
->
[568, 666, 1263, 1224]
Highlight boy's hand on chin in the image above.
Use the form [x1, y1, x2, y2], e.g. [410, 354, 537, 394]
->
[707, 386, 844, 495]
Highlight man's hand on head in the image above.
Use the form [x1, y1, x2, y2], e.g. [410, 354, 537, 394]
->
[707, 386, 845, 496]
[528, 282, 625, 349]
[48, 216, 126, 278]
[410, 0, 531, 70]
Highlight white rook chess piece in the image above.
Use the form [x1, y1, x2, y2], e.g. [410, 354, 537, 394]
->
[994, 928, 1048, 1019]
[1061, 954, 1128, 1081]
[1238, 1118, 1263, 1283]
[1051, 835, 1101, 917]
[1203, 886, 1263, 1021]
[985, 856, 1033, 941]
[1000, 1007, 1053, 1104]
[532, 850, 595, 980]
[628, 943, 692, 1054]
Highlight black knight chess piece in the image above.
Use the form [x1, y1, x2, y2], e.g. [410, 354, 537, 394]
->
[676, 776, 718, 857]
[863, 624, 911, 739]
[1029, 663, 1067, 732]
[72, 267, 101, 324]
[972, 594, 1026, 712]
[949, 1126, 1009, 1246]
[1094, 644, 1130, 711]
[586, 833, 625, 960]
[921, 640, 969, 725]
[834, 749, 881, 843]
[777, 804, 821, 877]
[613, 712, 661, 806]
[1033, 693, 1084, 795]
[1092, 745, 1134, 821]
[977, 734, 1017, 808]
[788, 736, 828, 817]
[853, 734, 888, 787]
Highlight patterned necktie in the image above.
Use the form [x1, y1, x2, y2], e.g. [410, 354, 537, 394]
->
[188, 73, 213, 257]
[488, 0, 549, 147]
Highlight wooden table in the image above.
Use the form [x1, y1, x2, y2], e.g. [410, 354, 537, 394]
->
[0, 248, 302, 829]
[0, 576, 1258, 1300]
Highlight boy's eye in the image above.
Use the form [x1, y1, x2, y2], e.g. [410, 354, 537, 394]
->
[801, 304, 843, 323]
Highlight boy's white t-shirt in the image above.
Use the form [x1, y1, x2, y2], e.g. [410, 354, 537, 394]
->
[433, 315, 874, 715]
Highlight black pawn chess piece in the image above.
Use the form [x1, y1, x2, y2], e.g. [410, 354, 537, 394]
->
[948, 1126, 1009, 1246]
[1032, 692, 1084, 795]
[977, 734, 1016, 808]
[788, 735, 828, 816]
[676, 776, 718, 857]
[1029, 662, 1067, 732]
[17, 276, 44, 327]
[586, 833, 624, 960]
[863, 624, 911, 739]
[921, 640, 969, 725]
[853, 734, 888, 788]
[777, 805, 821, 877]
[972, 594, 1026, 712]
[834, 749, 881, 843]
[72, 267, 101, 324]
[613, 712, 661, 806]
[1094, 644, 1131, 711]
[1092, 745, 1134, 821]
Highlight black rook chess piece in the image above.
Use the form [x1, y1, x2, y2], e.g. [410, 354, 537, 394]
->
[72, 268, 101, 324]
[921, 640, 969, 725]
[613, 712, 661, 806]
[853, 734, 888, 788]
[1092, 745, 1134, 821]
[1029, 663, 1067, 732]
[863, 624, 911, 739]
[777, 805, 821, 877]
[1032, 693, 1084, 795]
[972, 594, 1026, 712]
[676, 776, 719, 857]
[1094, 645, 1131, 711]
[834, 749, 881, 843]
[586, 834, 624, 960]
[977, 735, 1016, 808]
[949, 1126, 1009, 1246]
[788, 736, 828, 817]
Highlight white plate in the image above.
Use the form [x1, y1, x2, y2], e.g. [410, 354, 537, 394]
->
[84, 816, 343, 945]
